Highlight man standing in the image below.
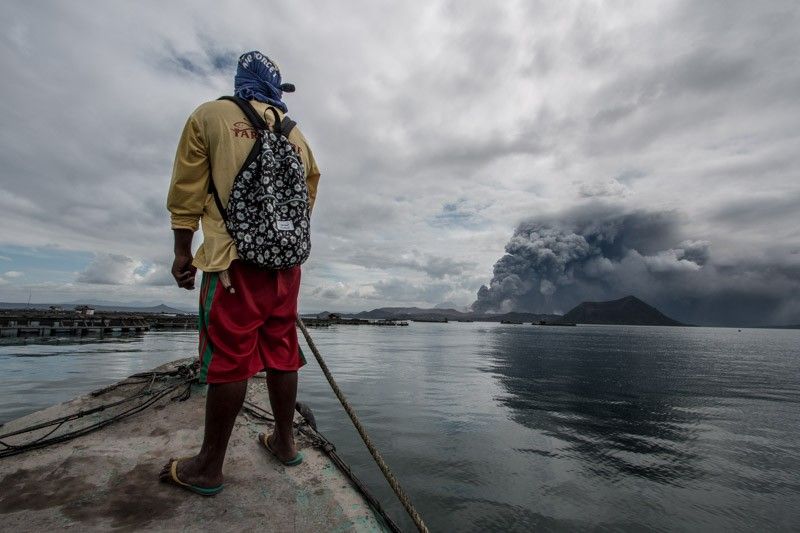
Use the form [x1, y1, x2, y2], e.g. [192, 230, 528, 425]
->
[161, 51, 320, 495]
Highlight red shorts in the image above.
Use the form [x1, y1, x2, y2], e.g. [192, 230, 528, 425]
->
[197, 261, 306, 384]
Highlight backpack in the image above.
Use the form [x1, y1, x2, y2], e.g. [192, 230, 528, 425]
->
[208, 96, 311, 270]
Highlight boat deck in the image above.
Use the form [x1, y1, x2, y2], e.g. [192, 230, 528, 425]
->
[0, 359, 390, 532]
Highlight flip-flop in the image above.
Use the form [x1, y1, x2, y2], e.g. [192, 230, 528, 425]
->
[260, 433, 304, 466]
[163, 458, 224, 496]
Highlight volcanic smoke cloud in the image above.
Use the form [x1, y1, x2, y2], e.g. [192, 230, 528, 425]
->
[472, 206, 800, 326]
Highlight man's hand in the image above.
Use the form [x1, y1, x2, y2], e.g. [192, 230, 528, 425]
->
[172, 255, 197, 290]
[172, 254, 197, 290]
[172, 228, 196, 290]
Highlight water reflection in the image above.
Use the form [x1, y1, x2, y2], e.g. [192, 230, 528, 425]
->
[486, 326, 709, 484]
[0, 331, 196, 423]
[2, 325, 799, 531]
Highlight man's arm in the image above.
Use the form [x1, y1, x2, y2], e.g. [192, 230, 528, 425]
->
[167, 110, 209, 290]
[290, 128, 320, 214]
[302, 137, 321, 214]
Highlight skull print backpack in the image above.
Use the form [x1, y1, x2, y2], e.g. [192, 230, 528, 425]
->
[208, 95, 311, 269]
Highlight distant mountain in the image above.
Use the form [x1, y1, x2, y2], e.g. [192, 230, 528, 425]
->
[349, 307, 465, 320]
[63, 298, 170, 308]
[563, 295, 683, 326]
[337, 307, 560, 323]
[91, 303, 191, 314]
[0, 302, 192, 314]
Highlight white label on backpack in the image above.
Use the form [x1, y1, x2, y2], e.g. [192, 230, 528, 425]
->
[277, 220, 295, 231]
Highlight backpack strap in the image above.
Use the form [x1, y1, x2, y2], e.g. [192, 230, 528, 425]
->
[280, 115, 297, 137]
[219, 95, 297, 137]
[218, 95, 268, 130]
[208, 96, 266, 223]
[265, 107, 297, 138]
[208, 96, 299, 222]
[207, 178, 229, 224]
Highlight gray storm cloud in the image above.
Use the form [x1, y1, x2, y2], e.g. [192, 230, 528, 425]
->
[472, 207, 800, 326]
[1, 1, 799, 313]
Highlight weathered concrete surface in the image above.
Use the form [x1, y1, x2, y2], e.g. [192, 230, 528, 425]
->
[0, 359, 389, 532]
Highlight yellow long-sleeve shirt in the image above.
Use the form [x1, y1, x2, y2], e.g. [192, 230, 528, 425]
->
[167, 99, 320, 272]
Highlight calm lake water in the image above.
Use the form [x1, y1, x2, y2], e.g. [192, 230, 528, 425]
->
[1, 324, 799, 532]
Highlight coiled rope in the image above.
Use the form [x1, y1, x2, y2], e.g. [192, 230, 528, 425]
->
[296, 317, 430, 533]
[0, 364, 195, 458]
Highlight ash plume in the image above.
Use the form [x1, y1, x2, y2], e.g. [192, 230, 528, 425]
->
[472, 206, 800, 326]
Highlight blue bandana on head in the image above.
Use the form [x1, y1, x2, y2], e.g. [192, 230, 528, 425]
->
[233, 51, 295, 113]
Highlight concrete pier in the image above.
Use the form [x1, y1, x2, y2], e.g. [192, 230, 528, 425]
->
[0, 359, 391, 532]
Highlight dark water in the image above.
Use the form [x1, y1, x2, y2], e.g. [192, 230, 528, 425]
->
[0, 333, 194, 423]
[1, 324, 799, 531]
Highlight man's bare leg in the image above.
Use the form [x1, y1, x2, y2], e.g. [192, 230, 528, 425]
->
[260, 369, 298, 461]
[160, 379, 248, 487]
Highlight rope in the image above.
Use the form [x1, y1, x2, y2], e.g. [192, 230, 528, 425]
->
[0, 365, 195, 458]
[242, 400, 402, 533]
[296, 317, 430, 533]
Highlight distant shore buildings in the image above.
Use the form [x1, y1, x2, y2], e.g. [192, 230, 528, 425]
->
[74, 305, 95, 316]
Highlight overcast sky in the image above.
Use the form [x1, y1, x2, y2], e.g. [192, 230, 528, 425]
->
[0, 1, 798, 324]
